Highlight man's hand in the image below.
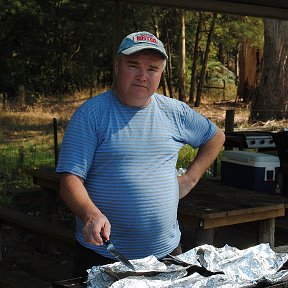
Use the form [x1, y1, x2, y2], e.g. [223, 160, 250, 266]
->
[59, 173, 112, 245]
[83, 213, 111, 245]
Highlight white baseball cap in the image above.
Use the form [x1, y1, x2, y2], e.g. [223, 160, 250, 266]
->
[117, 31, 168, 59]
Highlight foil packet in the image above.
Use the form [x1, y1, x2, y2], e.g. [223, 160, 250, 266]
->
[87, 243, 288, 288]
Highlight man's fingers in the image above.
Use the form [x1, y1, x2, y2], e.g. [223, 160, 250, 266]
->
[83, 221, 102, 245]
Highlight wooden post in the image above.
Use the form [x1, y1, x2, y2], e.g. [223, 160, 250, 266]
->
[212, 109, 233, 176]
[222, 79, 226, 100]
[213, 109, 235, 175]
[53, 118, 58, 168]
[224, 109, 235, 151]
[195, 226, 214, 246]
[225, 109, 235, 133]
[212, 158, 218, 177]
[258, 218, 275, 247]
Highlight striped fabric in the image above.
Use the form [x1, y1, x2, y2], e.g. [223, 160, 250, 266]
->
[56, 90, 217, 260]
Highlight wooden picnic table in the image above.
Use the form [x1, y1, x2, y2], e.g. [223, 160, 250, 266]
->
[30, 168, 288, 247]
[178, 177, 288, 247]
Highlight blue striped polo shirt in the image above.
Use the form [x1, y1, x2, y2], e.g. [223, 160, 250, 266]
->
[56, 90, 217, 260]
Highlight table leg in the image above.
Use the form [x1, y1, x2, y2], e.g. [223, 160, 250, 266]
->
[195, 226, 214, 246]
[41, 187, 56, 222]
[258, 218, 275, 247]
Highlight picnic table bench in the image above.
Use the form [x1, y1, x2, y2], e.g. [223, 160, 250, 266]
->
[30, 167, 61, 222]
[0, 168, 73, 246]
[29, 168, 288, 247]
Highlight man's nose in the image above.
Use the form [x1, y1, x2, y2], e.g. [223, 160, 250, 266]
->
[136, 69, 147, 81]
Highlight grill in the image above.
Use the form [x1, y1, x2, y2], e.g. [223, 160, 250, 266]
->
[224, 131, 276, 150]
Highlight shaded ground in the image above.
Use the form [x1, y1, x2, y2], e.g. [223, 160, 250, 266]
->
[0, 224, 74, 288]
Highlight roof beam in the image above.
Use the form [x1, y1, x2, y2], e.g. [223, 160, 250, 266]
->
[119, 0, 288, 20]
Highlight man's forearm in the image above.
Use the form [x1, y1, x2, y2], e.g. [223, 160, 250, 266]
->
[59, 173, 102, 223]
[59, 173, 111, 244]
[179, 128, 225, 199]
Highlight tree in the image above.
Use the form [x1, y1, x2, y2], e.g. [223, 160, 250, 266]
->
[250, 19, 288, 122]
[178, 9, 186, 102]
[188, 12, 203, 104]
[212, 15, 263, 102]
[0, 1, 267, 106]
[0, 0, 42, 104]
[237, 43, 262, 102]
[151, 6, 168, 96]
[194, 13, 217, 107]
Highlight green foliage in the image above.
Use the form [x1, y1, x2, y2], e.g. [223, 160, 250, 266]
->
[214, 15, 264, 49]
[206, 60, 236, 85]
[177, 145, 197, 169]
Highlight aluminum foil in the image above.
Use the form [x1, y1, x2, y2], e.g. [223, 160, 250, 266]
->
[87, 243, 288, 288]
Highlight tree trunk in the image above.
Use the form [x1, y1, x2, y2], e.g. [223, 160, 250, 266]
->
[234, 47, 239, 91]
[237, 42, 262, 102]
[250, 19, 288, 122]
[18, 85, 25, 107]
[195, 13, 217, 107]
[152, 6, 168, 96]
[189, 12, 202, 104]
[164, 22, 173, 98]
[218, 43, 225, 64]
[178, 9, 186, 102]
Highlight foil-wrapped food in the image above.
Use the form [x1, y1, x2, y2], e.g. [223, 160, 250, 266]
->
[87, 243, 288, 288]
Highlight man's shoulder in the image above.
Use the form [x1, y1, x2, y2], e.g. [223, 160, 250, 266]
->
[78, 90, 112, 112]
[153, 93, 188, 110]
[84, 90, 111, 104]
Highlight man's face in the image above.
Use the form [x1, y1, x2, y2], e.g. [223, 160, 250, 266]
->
[115, 50, 165, 107]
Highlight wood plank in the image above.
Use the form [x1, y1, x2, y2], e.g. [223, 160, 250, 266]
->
[202, 207, 285, 229]
[31, 168, 60, 191]
[226, 204, 285, 217]
[180, 204, 286, 220]
[30, 167, 59, 180]
[0, 206, 74, 245]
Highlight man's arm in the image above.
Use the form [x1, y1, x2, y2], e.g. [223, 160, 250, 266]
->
[178, 128, 225, 199]
[59, 173, 111, 245]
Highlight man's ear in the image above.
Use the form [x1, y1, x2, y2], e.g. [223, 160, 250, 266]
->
[114, 59, 119, 76]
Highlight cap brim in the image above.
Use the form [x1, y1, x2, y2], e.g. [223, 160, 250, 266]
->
[120, 44, 168, 59]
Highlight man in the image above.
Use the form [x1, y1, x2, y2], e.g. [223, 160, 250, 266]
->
[56, 31, 225, 277]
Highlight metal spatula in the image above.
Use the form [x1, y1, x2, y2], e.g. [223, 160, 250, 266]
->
[101, 234, 136, 271]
